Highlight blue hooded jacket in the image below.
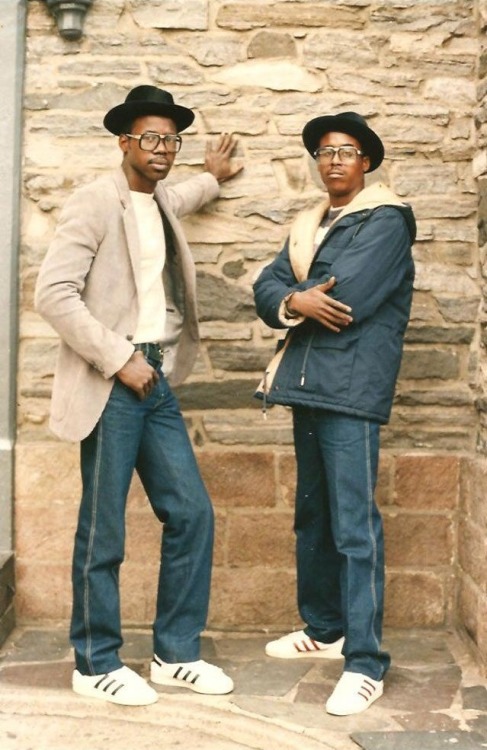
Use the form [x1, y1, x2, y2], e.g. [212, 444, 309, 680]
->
[253, 183, 416, 424]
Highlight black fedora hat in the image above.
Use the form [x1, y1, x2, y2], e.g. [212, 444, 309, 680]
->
[302, 111, 384, 172]
[103, 85, 195, 135]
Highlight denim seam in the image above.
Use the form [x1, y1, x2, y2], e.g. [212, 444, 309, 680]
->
[83, 420, 103, 675]
[365, 420, 381, 658]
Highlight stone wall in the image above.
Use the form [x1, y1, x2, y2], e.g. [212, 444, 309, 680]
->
[458, 0, 487, 670]
[16, 0, 485, 654]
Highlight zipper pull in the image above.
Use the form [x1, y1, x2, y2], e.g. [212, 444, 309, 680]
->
[262, 371, 269, 420]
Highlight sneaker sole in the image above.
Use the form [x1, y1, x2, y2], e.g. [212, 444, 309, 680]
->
[72, 681, 158, 706]
[265, 636, 345, 660]
[150, 670, 233, 695]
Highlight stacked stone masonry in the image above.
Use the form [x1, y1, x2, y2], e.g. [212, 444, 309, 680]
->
[16, 0, 487, 671]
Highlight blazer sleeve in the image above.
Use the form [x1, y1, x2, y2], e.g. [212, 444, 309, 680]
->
[34, 184, 134, 378]
[160, 172, 220, 218]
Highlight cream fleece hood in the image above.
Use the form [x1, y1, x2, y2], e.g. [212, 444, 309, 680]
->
[289, 182, 412, 282]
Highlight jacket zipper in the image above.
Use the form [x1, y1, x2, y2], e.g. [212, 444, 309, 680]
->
[275, 211, 372, 393]
[297, 212, 370, 386]
[300, 332, 315, 386]
[262, 370, 268, 419]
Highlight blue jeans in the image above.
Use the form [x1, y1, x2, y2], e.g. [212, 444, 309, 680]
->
[292, 407, 390, 681]
[70, 366, 214, 675]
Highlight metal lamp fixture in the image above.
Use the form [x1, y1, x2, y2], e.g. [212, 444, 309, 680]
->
[46, 0, 93, 41]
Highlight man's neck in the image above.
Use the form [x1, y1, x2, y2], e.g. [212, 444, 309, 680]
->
[328, 184, 364, 208]
[122, 162, 157, 194]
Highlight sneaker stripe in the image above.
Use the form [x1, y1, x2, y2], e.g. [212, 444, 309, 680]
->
[294, 638, 323, 653]
[172, 668, 201, 684]
[150, 658, 233, 695]
[73, 667, 157, 706]
[92, 674, 125, 695]
[103, 679, 117, 693]
[359, 679, 376, 700]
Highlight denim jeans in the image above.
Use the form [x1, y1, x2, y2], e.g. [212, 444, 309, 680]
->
[70, 365, 214, 675]
[292, 407, 390, 681]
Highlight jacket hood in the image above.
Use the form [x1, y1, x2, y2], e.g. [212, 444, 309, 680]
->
[289, 181, 416, 283]
[339, 182, 416, 243]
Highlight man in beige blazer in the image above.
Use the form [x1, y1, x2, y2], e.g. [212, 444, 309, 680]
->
[35, 85, 242, 706]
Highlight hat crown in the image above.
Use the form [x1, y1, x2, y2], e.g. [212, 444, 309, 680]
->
[124, 85, 175, 107]
[103, 84, 194, 135]
[333, 111, 368, 129]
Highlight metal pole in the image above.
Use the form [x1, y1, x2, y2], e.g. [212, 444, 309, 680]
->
[0, 1, 26, 563]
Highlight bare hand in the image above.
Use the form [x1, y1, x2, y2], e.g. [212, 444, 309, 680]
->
[288, 277, 353, 333]
[204, 133, 243, 183]
[116, 350, 159, 399]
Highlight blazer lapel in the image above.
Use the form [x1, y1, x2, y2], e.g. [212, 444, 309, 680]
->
[113, 168, 142, 297]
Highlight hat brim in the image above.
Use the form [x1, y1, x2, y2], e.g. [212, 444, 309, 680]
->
[302, 115, 384, 173]
[103, 101, 195, 135]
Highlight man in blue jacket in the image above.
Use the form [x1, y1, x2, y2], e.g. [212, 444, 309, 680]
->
[253, 112, 416, 716]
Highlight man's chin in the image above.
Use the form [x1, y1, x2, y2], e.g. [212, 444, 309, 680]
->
[150, 165, 170, 179]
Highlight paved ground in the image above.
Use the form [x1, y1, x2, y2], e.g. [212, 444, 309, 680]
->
[0, 626, 486, 750]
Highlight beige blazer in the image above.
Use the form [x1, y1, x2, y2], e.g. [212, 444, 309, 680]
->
[35, 167, 220, 442]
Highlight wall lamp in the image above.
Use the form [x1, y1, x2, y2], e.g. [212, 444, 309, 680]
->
[45, 0, 93, 41]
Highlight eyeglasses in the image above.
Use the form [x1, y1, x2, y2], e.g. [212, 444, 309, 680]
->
[124, 132, 182, 153]
[314, 146, 363, 164]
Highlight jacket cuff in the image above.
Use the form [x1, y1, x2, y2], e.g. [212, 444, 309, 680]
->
[277, 293, 305, 327]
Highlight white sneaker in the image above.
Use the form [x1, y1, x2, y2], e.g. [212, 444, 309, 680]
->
[72, 665, 158, 706]
[150, 655, 234, 695]
[265, 630, 344, 659]
[325, 671, 383, 715]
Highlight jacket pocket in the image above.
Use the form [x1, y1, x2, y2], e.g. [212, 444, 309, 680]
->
[352, 324, 403, 412]
[273, 331, 358, 401]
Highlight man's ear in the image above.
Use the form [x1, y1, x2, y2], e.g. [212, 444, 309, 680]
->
[119, 134, 129, 154]
[363, 155, 371, 173]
